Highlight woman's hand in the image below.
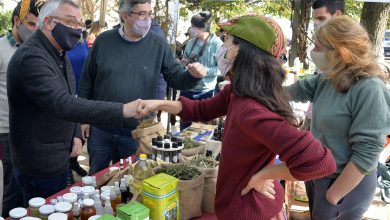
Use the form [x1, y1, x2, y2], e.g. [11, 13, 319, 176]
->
[241, 171, 276, 199]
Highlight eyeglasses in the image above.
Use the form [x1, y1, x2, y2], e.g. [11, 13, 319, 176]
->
[130, 11, 154, 18]
[50, 16, 85, 29]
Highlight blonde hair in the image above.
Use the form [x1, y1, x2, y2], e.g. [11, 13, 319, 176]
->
[314, 15, 386, 92]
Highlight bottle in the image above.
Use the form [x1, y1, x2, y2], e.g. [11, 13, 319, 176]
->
[157, 136, 163, 142]
[39, 205, 55, 220]
[81, 176, 93, 187]
[72, 202, 81, 220]
[91, 176, 97, 188]
[28, 197, 45, 218]
[177, 140, 183, 161]
[102, 199, 113, 215]
[120, 179, 128, 203]
[114, 182, 122, 204]
[163, 143, 171, 163]
[93, 195, 104, 215]
[171, 142, 178, 163]
[109, 186, 118, 212]
[54, 202, 73, 220]
[151, 139, 157, 160]
[80, 199, 96, 220]
[156, 142, 163, 160]
[133, 154, 153, 198]
[120, 159, 124, 170]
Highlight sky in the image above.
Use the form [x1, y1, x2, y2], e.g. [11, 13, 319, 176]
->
[2, 0, 17, 11]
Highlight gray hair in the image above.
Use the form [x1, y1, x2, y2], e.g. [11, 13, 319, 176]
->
[118, 0, 151, 15]
[38, 0, 79, 28]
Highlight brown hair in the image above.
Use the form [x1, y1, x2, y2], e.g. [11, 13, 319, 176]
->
[314, 15, 387, 92]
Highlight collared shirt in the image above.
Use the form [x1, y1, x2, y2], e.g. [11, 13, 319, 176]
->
[118, 25, 142, 42]
[6, 31, 19, 48]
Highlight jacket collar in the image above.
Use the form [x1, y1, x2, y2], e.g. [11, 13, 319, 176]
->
[6, 31, 19, 48]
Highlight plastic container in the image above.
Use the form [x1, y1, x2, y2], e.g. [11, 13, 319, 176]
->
[63, 193, 78, 204]
[81, 199, 96, 220]
[81, 186, 95, 199]
[70, 186, 82, 200]
[48, 213, 68, 220]
[82, 176, 93, 186]
[9, 207, 27, 220]
[39, 205, 55, 220]
[28, 197, 46, 217]
[54, 202, 73, 220]
[133, 154, 153, 196]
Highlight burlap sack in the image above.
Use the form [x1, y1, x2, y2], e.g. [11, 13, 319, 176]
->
[181, 140, 206, 157]
[200, 167, 218, 213]
[132, 122, 165, 155]
[177, 173, 205, 220]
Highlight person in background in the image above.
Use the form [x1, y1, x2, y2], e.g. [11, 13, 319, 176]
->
[7, 0, 143, 204]
[287, 16, 390, 220]
[0, 0, 41, 217]
[78, 0, 206, 175]
[180, 11, 223, 130]
[86, 21, 106, 48]
[138, 15, 336, 220]
[66, 20, 91, 182]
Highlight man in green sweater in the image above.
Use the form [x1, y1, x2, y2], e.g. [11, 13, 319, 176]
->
[78, 0, 206, 174]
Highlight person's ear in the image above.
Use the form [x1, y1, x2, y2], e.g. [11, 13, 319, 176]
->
[334, 10, 342, 17]
[13, 15, 20, 28]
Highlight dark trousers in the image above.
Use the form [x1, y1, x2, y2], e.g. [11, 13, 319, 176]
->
[179, 90, 214, 130]
[87, 126, 139, 175]
[0, 133, 23, 217]
[13, 167, 68, 207]
[305, 173, 377, 220]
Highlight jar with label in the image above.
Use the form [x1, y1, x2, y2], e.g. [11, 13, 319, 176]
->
[81, 186, 95, 199]
[87, 215, 101, 220]
[48, 213, 68, 220]
[54, 202, 73, 220]
[70, 186, 82, 200]
[63, 193, 78, 206]
[9, 207, 27, 220]
[81, 199, 96, 220]
[28, 197, 46, 217]
[82, 176, 93, 187]
[39, 205, 55, 220]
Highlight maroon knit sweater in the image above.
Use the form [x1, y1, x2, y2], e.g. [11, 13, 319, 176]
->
[179, 85, 336, 220]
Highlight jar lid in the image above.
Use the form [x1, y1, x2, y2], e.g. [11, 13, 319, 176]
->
[54, 202, 72, 212]
[48, 213, 68, 220]
[82, 176, 93, 184]
[9, 207, 27, 218]
[28, 197, 46, 207]
[39, 204, 55, 215]
[83, 199, 95, 207]
[101, 186, 111, 193]
[81, 186, 95, 195]
[70, 186, 82, 194]
[63, 193, 77, 203]
[88, 215, 102, 220]
[21, 217, 41, 220]
[101, 191, 111, 200]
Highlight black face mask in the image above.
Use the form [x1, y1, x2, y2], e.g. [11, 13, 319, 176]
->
[52, 22, 82, 51]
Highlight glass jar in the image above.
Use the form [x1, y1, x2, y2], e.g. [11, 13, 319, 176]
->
[87, 215, 101, 220]
[63, 193, 78, 206]
[20, 217, 41, 220]
[9, 207, 27, 220]
[80, 199, 96, 220]
[54, 202, 73, 220]
[81, 186, 95, 199]
[82, 176, 93, 187]
[28, 197, 46, 217]
[39, 205, 55, 220]
[48, 213, 68, 220]
[70, 186, 82, 200]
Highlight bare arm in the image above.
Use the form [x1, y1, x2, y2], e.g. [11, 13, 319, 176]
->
[138, 100, 183, 116]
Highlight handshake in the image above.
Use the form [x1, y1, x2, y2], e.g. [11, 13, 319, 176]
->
[123, 99, 181, 119]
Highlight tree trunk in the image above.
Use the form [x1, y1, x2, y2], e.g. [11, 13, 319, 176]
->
[289, 0, 300, 67]
[360, 2, 390, 60]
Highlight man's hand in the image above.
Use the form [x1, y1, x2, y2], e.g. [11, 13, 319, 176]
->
[81, 124, 90, 140]
[70, 137, 83, 158]
[137, 100, 161, 117]
[124, 99, 142, 118]
[187, 62, 206, 78]
[241, 172, 276, 199]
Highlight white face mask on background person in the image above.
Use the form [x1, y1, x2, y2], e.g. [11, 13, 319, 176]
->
[189, 27, 200, 38]
[216, 45, 236, 76]
[310, 50, 329, 73]
[17, 23, 35, 42]
[133, 19, 151, 37]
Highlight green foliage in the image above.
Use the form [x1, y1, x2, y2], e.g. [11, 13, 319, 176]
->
[259, 0, 292, 18]
[344, 0, 363, 19]
[0, 10, 12, 37]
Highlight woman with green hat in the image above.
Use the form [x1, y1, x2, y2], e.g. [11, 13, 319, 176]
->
[137, 15, 336, 219]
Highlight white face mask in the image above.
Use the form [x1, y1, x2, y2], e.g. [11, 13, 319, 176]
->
[310, 50, 330, 73]
[133, 19, 151, 37]
[216, 45, 236, 76]
[189, 27, 200, 38]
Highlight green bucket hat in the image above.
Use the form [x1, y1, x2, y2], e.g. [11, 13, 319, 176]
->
[218, 15, 287, 58]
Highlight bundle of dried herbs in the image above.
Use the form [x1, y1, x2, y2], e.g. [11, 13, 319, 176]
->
[183, 138, 196, 149]
[187, 155, 218, 169]
[137, 114, 157, 129]
[157, 164, 201, 180]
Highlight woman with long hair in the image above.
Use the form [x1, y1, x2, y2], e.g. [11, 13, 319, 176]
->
[288, 16, 390, 219]
[138, 15, 336, 219]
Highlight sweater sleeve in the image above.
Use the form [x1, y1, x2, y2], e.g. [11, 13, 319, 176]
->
[349, 79, 390, 174]
[178, 85, 231, 123]
[286, 74, 320, 102]
[161, 40, 201, 91]
[16, 48, 124, 126]
[238, 105, 336, 181]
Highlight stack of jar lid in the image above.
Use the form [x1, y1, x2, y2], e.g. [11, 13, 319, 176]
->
[150, 135, 183, 163]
